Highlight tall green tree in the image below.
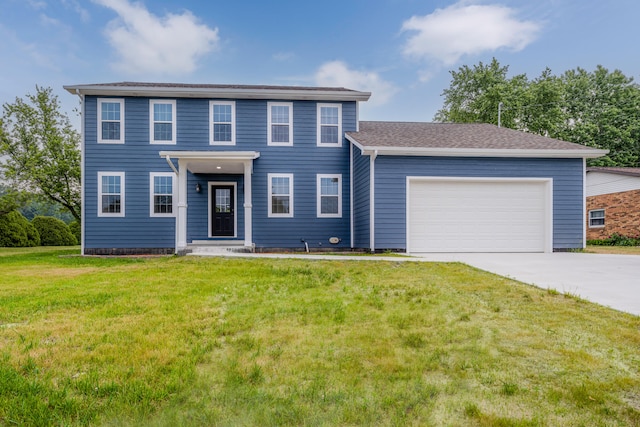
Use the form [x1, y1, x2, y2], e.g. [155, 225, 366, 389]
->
[0, 86, 81, 221]
[436, 59, 640, 166]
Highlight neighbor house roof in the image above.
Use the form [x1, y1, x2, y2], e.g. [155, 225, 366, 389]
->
[63, 82, 371, 102]
[346, 121, 607, 158]
[587, 167, 640, 177]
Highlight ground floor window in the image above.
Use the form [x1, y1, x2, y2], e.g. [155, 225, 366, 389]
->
[589, 209, 605, 227]
[98, 172, 125, 217]
[317, 174, 342, 217]
[268, 173, 293, 217]
[150, 172, 176, 217]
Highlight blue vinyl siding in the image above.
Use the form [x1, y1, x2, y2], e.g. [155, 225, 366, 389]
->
[83, 96, 356, 250]
[352, 145, 370, 248]
[371, 156, 584, 250]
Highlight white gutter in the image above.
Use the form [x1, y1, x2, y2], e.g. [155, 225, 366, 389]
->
[344, 136, 608, 159]
[64, 84, 371, 102]
[159, 150, 260, 160]
[164, 155, 179, 175]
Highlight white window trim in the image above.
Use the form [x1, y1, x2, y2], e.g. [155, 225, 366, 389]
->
[149, 172, 176, 217]
[268, 173, 294, 218]
[317, 103, 342, 147]
[149, 100, 177, 145]
[98, 98, 125, 144]
[588, 209, 605, 228]
[267, 102, 293, 146]
[317, 174, 342, 218]
[210, 100, 236, 146]
[98, 171, 125, 217]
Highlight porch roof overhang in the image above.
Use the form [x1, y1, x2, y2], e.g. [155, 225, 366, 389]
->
[159, 150, 260, 174]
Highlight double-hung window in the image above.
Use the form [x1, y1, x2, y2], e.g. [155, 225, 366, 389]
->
[98, 99, 124, 144]
[317, 174, 342, 217]
[589, 209, 605, 228]
[150, 172, 176, 217]
[210, 101, 235, 145]
[150, 100, 176, 144]
[98, 172, 125, 217]
[268, 102, 293, 146]
[317, 103, 342, 146]
[268, 173, 293, 217]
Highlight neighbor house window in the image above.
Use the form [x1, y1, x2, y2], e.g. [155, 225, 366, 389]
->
[268, 173, 293, 217]
[149, 100, 176, 144]
[150, 172, 176, 217]
[317, 174, 342, 217]
[98, 99, 124, 144]
[98, 172, 125, 217]
[317, 103, 342, 146]
[210, 101, 235, 145]
[268, 102, 293, 146]
[589, 209, 605, 227]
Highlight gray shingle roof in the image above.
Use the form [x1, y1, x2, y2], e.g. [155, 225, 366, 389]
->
[587, 167, 640, 177]
[347, 121, 598, 151]
[75, 81, 361, 93]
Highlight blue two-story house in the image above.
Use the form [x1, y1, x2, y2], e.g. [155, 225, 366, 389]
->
[64, 82, 606, 255]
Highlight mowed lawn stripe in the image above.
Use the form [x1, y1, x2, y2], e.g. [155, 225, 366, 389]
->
[0, 248, 638, 426]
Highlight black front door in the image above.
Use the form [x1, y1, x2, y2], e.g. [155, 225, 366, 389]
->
[212, 185, 234, 236]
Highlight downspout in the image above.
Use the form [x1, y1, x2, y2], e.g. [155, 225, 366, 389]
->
[369, 150, 378, 253]
[164, 155, 180, 254]
[75, 89, 85, 255]
[582, 158, 587, 249]
[164, 155, 179, 175]
[350, 142, 354, 248]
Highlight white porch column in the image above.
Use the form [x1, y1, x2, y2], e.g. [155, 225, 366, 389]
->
[243, 160, 253, 247]
[176, 158, 188, 252]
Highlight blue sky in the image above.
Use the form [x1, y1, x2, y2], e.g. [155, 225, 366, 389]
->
[1, 0, 639, 128]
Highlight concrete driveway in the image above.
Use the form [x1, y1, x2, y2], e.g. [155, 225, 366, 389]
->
[413, 252, 640, 316]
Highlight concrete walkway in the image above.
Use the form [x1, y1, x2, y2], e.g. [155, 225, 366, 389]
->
[190, 251, 640, 316]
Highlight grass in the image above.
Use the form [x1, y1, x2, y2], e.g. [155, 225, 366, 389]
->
[584, 245, 640, 255]
[0, 247, 639, 426]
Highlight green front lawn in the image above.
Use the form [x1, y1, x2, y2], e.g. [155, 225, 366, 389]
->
[1, 248, 638, 426]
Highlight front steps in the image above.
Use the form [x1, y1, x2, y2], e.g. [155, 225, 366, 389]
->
[187, 240, 254, 255]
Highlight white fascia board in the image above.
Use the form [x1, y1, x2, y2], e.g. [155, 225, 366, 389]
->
[159, 150, 260, 160]
[348, 144, 608, 159]
[64, 85, 371, 102]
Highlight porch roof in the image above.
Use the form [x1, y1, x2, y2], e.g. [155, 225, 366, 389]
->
[159, 150, 260, 174]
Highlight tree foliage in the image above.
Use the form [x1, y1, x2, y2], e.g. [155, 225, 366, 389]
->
[0, 211, 40, 247]
[436, 59, 640, 166]
[0, 86, 81, 221]
[31, 215, 77, 246]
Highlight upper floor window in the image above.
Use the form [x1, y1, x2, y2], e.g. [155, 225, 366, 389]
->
[268, 102, 293, 146]
[268, 173, 293, 218]
[98, 172, 125, 217]
[317, 174, 342, 218]
[150, 172, 176, 217]
[210, 101, 235, 145]
[98, 99, 124, 144]
[589, 209, 605, 228]
[150, 100, 176, 144]
[317, 103, 342, 147]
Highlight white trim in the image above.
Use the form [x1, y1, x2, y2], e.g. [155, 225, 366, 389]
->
[78, 91, 85, 254]
[369, 151, 377, 252]
[583, 158, 587, 247]
[97, 98, 124, 144]
[65, 84, 371, 102]
[210, 100, 236, 146]
[588, 209, 606, 229]
[317, 174, 342, 218]
[345, 135, 607, 159]
[349, 142, 354, 248]
[149, 172, 177, 217]
[267, 102, 293, 146]
[268, 173, 294, 218]
[97, 171, 125, 217]
[405, 176, 554, 253]
[159, 150, 259, 160]
[208, 181, 238, 238]
[317, 103, 342, 147]
[149, 99, 177, 145]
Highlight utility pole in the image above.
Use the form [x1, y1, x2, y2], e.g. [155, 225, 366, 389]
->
[498, 102, 503, 128]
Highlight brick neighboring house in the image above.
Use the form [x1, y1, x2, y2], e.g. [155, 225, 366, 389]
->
[586, 167, 640, 240]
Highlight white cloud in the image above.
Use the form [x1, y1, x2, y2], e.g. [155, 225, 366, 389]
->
[314, 61, 397, 107]
[93, 0, 219, 75]
[62, 0, 90, 23]
[401, 1, 542, 66]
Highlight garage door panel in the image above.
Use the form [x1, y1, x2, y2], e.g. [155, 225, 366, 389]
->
[408, 179, 550, 253]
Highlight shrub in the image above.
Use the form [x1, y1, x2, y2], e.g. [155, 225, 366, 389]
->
[69, 220, 81, 245]
[0, 211, 40, 247]
[31, 216, 77, 246]
[587, 233, 640, 247]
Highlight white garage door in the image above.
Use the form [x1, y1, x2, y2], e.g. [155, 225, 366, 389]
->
[407, 178, 551, 253]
